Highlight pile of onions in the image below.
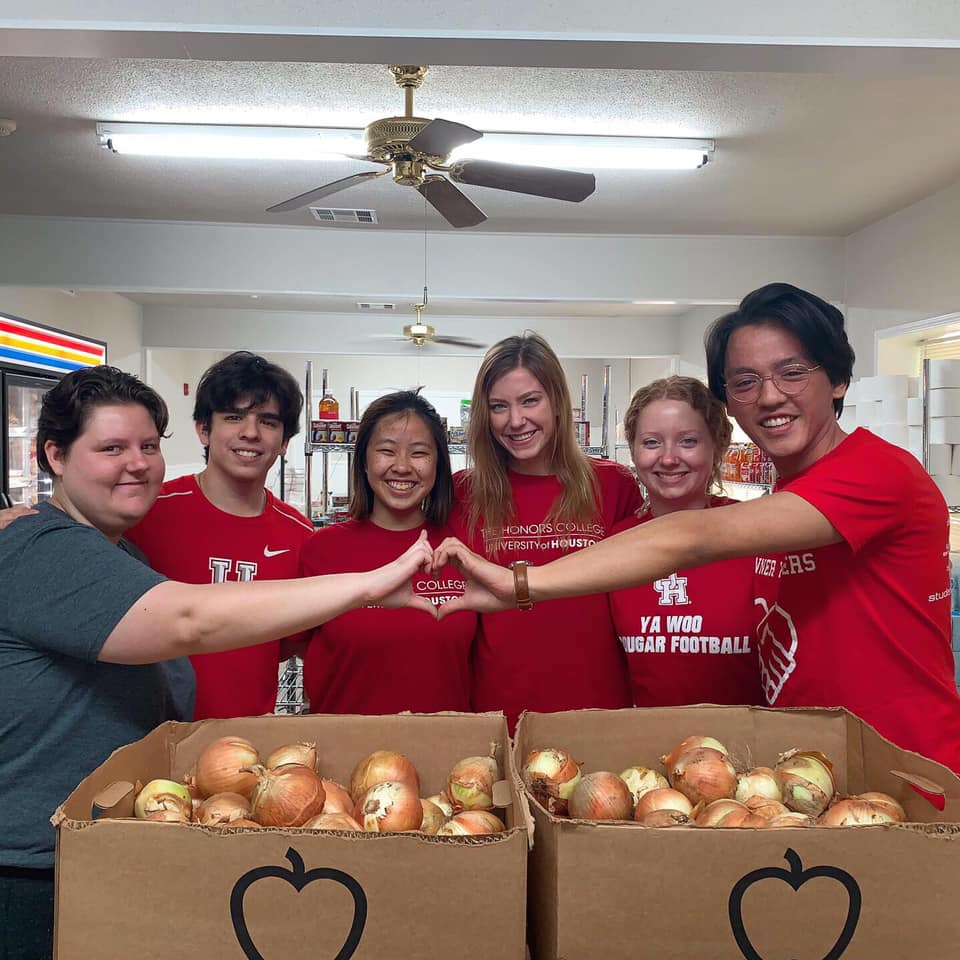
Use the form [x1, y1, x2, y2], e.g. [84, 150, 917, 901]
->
[419, 799, 448, 835]
[735, 767, 781, 804]
[637, 809, 691, 827]
[266, 741, 318, 772]
[355, 780, 423, 833]
[320, 779, 355, 815]
[197, 792, 252, 826]
[634, 787, 693, 820]
[350, 750, 420, 801]
[743, 796, 789, 820]
[661, 737, 737, 806]
[302, 812, 363, 831]
[819, 793, 903, 827]
[522, 748, 582, 816]
[437, 811, 505, 836]
[774, 750, 835, 817]
[568, 772, 634, 821]
[425, 793, 454, 818]
[195, 737, 261, 799]
[247, 764, 326, 827]
[447, 751, 499, 812]
[134, 779, 193, 822]
[619, 766, 668, 807]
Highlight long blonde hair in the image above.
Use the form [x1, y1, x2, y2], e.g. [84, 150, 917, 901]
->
[465, 332, 599, 546]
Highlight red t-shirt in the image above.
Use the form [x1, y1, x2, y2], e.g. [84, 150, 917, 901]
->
[451, 458, 640, 729]
[126, 474, 314, 719]
[754, 428, 960, 772]
[609, 496, 763, 707]
[300, 519, 476, 714]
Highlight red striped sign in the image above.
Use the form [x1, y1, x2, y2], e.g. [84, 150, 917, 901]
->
[0, 314, 106, 374]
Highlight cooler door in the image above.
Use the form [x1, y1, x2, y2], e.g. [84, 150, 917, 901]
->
[4, 372, 57, 506]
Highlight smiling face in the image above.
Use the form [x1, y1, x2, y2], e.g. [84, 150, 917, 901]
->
[45, 403, 164, 540]
[631, 399, 715, 515]
[366, 411, 438, 530]
[724, 322, 846, 477]
[196, 394, 288, 489]
[487, 365, 557, 475]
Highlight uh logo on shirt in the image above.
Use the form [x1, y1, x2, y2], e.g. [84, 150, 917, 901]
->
[208, 558, 259, 582]
[653, 573, 691, 606]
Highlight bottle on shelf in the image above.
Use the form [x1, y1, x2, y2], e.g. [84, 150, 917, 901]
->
[318, 368, 340, 420]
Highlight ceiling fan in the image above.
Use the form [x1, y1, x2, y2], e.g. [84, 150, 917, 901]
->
[374, 296, 487, 350]
[267, 65, 596, 228]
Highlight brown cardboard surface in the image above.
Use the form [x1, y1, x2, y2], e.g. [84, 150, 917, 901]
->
[515, 705, 960, 960]
[54, 712, 529, 960]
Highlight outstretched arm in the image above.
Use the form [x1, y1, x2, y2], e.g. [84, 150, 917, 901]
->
[0, 505, 38, 530]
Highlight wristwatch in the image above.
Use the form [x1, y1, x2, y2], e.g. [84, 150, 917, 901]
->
[509, 560, 534, 612]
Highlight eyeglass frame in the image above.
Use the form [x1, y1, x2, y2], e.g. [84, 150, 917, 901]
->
[722, 363, 823, 404]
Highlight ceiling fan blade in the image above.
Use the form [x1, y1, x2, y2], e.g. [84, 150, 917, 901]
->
[266, 169, 385, 213]
[449, 160, 596, 202]
[433, 335, 488, 348]
[408, 118, 483, 158]
[418, 178, 487, 228]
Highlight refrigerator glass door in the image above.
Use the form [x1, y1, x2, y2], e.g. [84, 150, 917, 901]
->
[5, 373, 55, 506]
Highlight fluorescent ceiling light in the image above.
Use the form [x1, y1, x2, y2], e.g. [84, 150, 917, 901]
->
[97, 122, 713, 170]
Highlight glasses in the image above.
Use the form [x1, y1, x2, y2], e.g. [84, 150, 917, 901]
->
[723, 364, 822, 403]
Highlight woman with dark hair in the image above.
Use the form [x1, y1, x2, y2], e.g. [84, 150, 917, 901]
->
[0, 368, 435, 960]
[435, 284, 960, 773]
[610, 376, 762, 706]
[452, 333, 639, 728]
[300, 390, 476, 714]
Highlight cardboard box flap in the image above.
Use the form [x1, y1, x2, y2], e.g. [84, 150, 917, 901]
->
[91, 780, 135, 819]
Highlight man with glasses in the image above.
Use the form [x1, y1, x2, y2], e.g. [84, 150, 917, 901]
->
[433, 282, 960, 773]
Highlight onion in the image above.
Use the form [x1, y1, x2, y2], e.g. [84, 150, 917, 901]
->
[743, 796, 789, 820]
[766, 812, 813, 827]
[265, 741, 318, 772]
[248, 764, 326, 827]
[350, 751, 420, 801]
[316, 778, 354, 815]
[220, 818, 261, 828]
[184, 776, 203, 819]
[419, 799, 448, 835]
[568, 772, 634, 821]
[425, 792, 454, 818]
[195, 736, 260, 799]
[522, 747, 582, 816]
[774, 750, 835, 817]
[437, 811, 506, 836]
[666, 747, 737, 805]
[695, 799, 748, 827]
[197, 792, 252, 826]
[634, 787, 694, 819]
[819, 798, 899, 827]
[661, 735, 729, 774]
[134, 779, 193, 821]
[302, 812, 363, 831]
[447, 753, 500, 813]
[355, 780, 423, 833]
[142, 808, 191, 823]
[715, 808, 769, 828]
[735, 767, 781, 804]
[638, 809, 691, 827]
[619, 766, 669, 806]
[856, 791, 907, 822]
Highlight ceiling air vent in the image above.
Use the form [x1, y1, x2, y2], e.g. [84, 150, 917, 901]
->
[309, 207, 379, 224]
[357, 302, 396, 311]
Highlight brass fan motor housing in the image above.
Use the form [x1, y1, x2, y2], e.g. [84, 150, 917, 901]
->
[365, 116, 443, 161]
[404, 321, 435, 346]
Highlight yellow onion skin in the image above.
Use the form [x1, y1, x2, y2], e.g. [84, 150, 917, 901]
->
[195, 737, 261, 799]
[142, 808, 191, 823]
[694, 799, 748, 827]
[856, 791, 907, 822]
[522, 748, 582, 816]
[717, 809, 770, 828]
[818, 798, 899, 827]
[639, 809, 692, 827]
[425, 792, 454, 818]
[743, 796, 789, 820]
[349, 751, 420, 802]
[661, 736, 729, 773]
[265, 741, 318, 772]
[134, 779, 194, 821]
[219, 818, 261, 828]
[619, 766, 669, 807]
[766, 812, 814, 828]
[355, 780, 423, 833]
[774, 750, 835, 818]
[249, 764, 326, 827]
[667, 747, 738, 806]
[302, 812, 363, 831]
[568, 772, 634, 821]
[447, 755, 499, 812]
[197, 792, 253, 826]
[634, 787, 694, 820]
[735, 767, 782, 804]
[419, 799, 448, 835]
[437, 811, 506, 836]
[320, 779, 355, 815]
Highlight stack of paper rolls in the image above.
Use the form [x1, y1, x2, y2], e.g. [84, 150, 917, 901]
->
[925, 359, 960, 506]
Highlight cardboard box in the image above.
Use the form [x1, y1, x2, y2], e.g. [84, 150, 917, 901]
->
[514, 705, 960, 960]
[54, 712, 531, 960]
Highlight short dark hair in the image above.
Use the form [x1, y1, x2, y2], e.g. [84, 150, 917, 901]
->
[193, 352, 302, 442]
[37, 366, 169, 474]
[349, 391, 453, 526]
[704, 282, 856, 417]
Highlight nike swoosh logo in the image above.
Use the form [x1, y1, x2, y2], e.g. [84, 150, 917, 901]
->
[263, 547, 290, 558]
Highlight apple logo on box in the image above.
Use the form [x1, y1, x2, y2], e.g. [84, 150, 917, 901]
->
[230, 847, 367, 960]
[728, 848, 861, 960]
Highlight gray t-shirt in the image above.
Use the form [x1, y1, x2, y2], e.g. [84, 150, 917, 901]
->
[0, 502, 196, 867]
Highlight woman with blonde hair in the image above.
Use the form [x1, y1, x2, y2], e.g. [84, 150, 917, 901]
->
[452, 332, 640, 728]
[609, 376, 762, 706]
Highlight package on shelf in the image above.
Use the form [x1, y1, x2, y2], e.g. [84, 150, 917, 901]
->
[515, 704, 960, 960]
[932, 475, 960, 505]
[928, 443, 952, 475]
[929, 417, 960, 445]
[720, 442, 774, 485]
[53, 712, 531, 960]
[310, 420, 360, 444]
[880, 394, 908, 423]
[873, 423, 909, 447]
[930, 388, 960, 418]
[446, 426, 467, 445]
[907, 396, 924, 425]
[854, 374, 910, 403]
[928, 359, 960, 390]
[838, 407, 857, 433]
[855, 400, 881, 425]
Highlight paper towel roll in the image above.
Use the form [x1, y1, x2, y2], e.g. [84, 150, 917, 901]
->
[930, 419, 960, 445]
[838, 409, 857, 433]
[856, 401, 881, 426]
[856, 375, 908, 402]
[908, 425, 923, 448]
[928, 360, 960, 390]
[844, 381, 859, 405]
[929, 443, 953, 475]
[929, 389, 960, 418]
[907, 397, 924, 425]
[880, 395, 908, 423]
[908, 377, 920, 399]
[933, 474, 960, 506]
[876, 423, 908, 446]
[952, 446, 960, 476]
